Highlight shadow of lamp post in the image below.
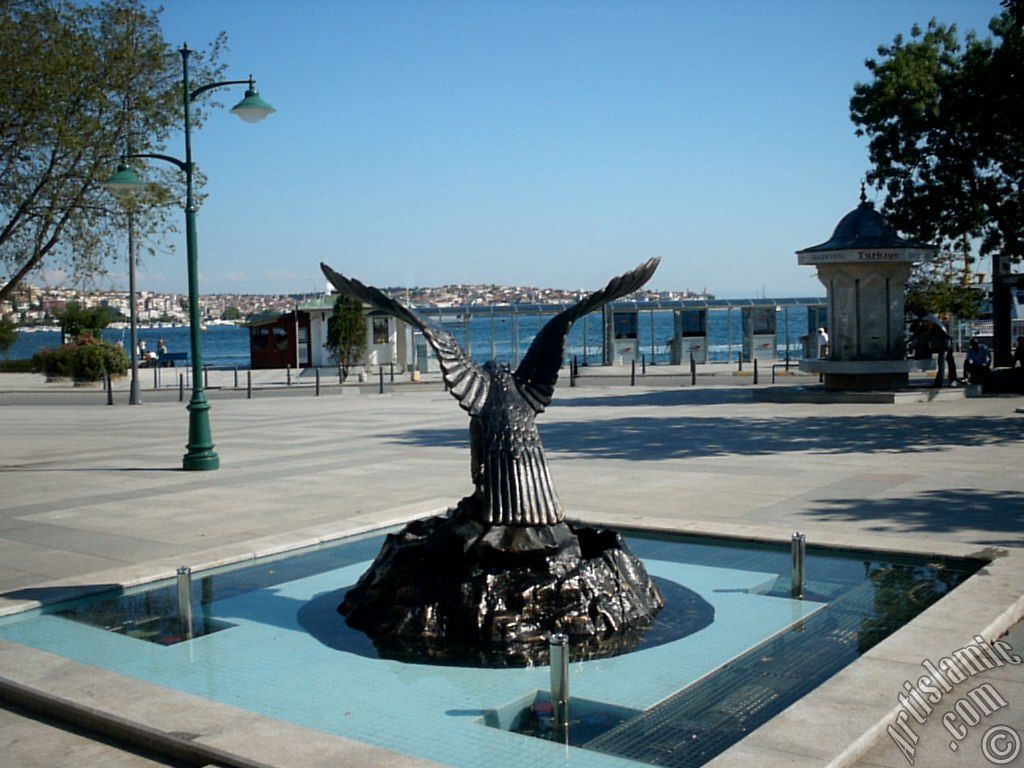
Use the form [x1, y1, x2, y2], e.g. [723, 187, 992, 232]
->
[104, 44, 275, 470]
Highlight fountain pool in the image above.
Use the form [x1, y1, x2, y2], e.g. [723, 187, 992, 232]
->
[0, 526, 981, 768]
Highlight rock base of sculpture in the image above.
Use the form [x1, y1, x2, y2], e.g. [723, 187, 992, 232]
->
[339, 494, 668, 666]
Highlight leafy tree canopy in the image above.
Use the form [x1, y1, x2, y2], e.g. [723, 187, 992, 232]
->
[850, 0, 1023, 269]
[326, 294, 366, 381]
[55, 300, 116, 339]
[0, 318, 16, 356]
[904, 255, 984, 320]
[0, 0, 226, 303]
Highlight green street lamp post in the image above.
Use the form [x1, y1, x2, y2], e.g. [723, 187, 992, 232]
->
[105, 44, 275, 470]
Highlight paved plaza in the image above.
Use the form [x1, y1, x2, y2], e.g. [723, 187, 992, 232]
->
[1, 373, 1022, 767]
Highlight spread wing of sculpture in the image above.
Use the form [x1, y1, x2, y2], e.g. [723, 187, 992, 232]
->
[320, 259, 714, 666]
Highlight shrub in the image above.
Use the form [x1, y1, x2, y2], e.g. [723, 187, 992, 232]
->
[0, 359, 34, 373]
[31, 337, 129, 381]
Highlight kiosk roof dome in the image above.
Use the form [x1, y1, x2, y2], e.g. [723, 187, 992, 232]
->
[800, 189, 935, 253]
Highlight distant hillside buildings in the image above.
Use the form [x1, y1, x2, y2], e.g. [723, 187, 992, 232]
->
[1, 282, 713, 326]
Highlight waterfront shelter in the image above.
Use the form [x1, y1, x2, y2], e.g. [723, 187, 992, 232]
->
[247, 310, 312, 369]
[796, 193, 937, 390]
[298, 296, 410, 370]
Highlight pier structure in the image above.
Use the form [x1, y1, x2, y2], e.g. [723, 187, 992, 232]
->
[296, 295, 827, 372]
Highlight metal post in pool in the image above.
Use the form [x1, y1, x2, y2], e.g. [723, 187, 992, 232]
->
[791, 532, 806, 599]
[176, 566, 194, 639]
[549, 633, 569, 739]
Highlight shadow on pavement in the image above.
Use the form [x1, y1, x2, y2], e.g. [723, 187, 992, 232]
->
[558, 388, 755, 407]
[801, 488, 1024, 545]
[387, 414, 1023, 460]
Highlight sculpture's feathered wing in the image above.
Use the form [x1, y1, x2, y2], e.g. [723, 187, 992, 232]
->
[320, 259, 660, 527]
[320, 264, 491, 416]
[513, 257, 660, 412]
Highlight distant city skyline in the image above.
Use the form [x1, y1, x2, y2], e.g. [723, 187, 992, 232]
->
[67, 1, 1001, 299]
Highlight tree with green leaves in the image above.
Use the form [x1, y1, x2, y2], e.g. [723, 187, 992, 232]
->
[220, 306, 243, 321]
[0, 0, 226, 303]
[54, 301, 116, 341]
[850, 0, 1023, 362]
[326, 294, 366, 381]
[0, 318, 16, 357]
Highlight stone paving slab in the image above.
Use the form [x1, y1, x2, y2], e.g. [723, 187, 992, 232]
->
[0, 379, 1022, 766]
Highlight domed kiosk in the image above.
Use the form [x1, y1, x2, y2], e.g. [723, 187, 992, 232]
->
[797, 190, 938, 390]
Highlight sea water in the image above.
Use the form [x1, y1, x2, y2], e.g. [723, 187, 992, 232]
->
[5, 308, 816, 368]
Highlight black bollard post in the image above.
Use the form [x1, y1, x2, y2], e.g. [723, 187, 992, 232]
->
[233, 367, 238, 388]
[339, 366, 343, 385]
[738, 353, 743, 372]
[179, 373, 184, 402]
[389, 361, 394, 383]
[286, 365, 291, 387]
[753, 358, 759, 385]
[315, 367, 321, 396]
[573, 355, 578, 379]
[153, 366, 158, 390]
[105, 368, 114, 406]
[569, 359, 575, 387]
[379, 367, 384, 394]
[642, 354, 646, 375]
[631, 358, 636, 386]
[204, 365, 209, 389]
[247, 370, 252, 399]
[690, 354, 696, 386]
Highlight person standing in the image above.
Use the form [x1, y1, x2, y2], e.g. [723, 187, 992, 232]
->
[817, 326, 829, 359]
[923, 313, 957, 387]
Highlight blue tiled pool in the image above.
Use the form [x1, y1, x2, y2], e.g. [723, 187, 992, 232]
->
[0, 527, 981, 768]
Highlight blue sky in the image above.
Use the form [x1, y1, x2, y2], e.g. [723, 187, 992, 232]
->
[127, 0, 1002, 298]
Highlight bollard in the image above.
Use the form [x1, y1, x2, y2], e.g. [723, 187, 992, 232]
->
[105, 368, 114, 406]
[631, 358, 636, 386]
[178, 373, 184, 402]
[569, 359, 575, 387]
[315, 367, 321, 396]
[153, 366, 158, 390]
[549, 633, 569, 738]
[791, 532, 806, 599]
[286, 365, 291, 386]
[389, 361, 394, 383]
[204, 365, 209, 388]
[738, 353, 743, 372]
[753, 358, 759, 385]
[339, 366, 344, 385]
[176, 566, 194, 640]
[573, 355, 578, 379]
[379, 367, 384, 394]
[247, 370, 252, 399]
[642, 354, 646, 375]
[234, 367, 238, 389]
[690, 354, 696, 386]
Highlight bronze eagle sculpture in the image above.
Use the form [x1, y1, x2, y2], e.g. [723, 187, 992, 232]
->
[321, 258, 660, 528]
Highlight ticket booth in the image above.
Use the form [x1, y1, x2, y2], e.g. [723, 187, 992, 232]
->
[670, 308, 708, 364]
[604, 308, 639, 364]
[741, 306, 777, 362]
